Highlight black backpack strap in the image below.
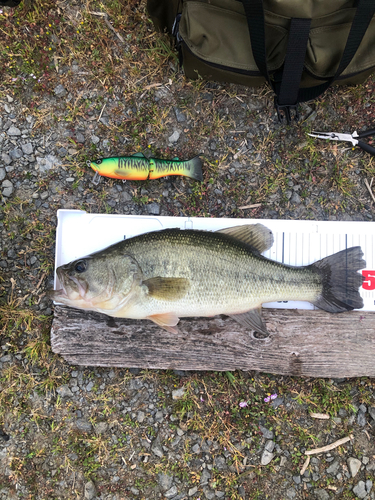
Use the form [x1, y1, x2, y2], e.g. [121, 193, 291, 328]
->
[296, 0, 375, 103]
[0, 0, 21, 5]
[241, 0, 270, 85]
[241, 0, 375, 122]
[274, 17, 311, 122]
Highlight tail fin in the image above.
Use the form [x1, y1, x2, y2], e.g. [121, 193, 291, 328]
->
[311, 246, 365, 312]
[185, 156, 203, 181]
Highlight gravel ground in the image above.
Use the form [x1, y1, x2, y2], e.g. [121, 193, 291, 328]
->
[0, 1, 375, 499]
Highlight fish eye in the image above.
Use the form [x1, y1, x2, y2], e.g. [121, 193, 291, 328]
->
[74, 260, 87, 273]
[95, 159, 102, 165]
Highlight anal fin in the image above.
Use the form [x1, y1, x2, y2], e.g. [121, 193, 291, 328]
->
[147, 312, 180, 333]
[229, 308, 269, 334]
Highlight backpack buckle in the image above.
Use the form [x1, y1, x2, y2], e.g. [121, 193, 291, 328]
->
[274, 98, 299, 124]
[172, 14, 182, 43]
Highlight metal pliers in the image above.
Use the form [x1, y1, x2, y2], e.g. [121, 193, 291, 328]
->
[308, 128, 375, 156]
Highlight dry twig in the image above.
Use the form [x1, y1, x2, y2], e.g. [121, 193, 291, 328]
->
[305, 435, 353, 456]
[364, 178, 375, 203]
[310, 412, 330, 419]
[300, 456, 310, 476]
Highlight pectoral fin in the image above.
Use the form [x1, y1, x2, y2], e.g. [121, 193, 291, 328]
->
[147, 312, 180, 333]
[217, 224, 274, 253]
[229, 308, 269, 334]
[143, 277, 190, 301]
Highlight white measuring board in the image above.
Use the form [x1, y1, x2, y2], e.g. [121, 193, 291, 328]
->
[54, 209, 375, 311]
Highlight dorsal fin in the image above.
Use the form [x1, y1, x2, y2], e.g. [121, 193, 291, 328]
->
[132, 152, 146, 157]
[217, 224, 274, 253]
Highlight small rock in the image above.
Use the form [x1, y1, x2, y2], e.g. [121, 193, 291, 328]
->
[10, 148, 23, 160]
[214, 455, 227, 471]
[0, 168, 6, 182]
[271, 397, 284, 408]
[84, 480, 96, 500]
[36, 154, 61, 174]
[75, 132, 85, 143]
[121, 191, 132, 202]
[172, 387, 185, 400]
[326, 459, 340, 475]
[314, 489, 330, 500]
[158, 473, 173, 492]
[174, 108, 186, 123]
[357, 411, 367, 427]
[368, 406, 375, 421]
[264, 440, 275, 453]
[200, 469, 211, 485]
[137, 411, 145, 423]
[261, 450, 274, 466]
[94, 422, 108, 434]
[151, 441, 164, 458]
[91, 135, 100, 144]
[165, 485, 178, 498]
[203, 489, 215, 500]
[54, 84, 67, 96]
[293, 476, 301, 485]
[188, 486, 198, 496]
[99, 116, 110, 126]
[7, 125, 21, 136]
[75, 419, 93, 433]
[147, 202, 160, 215]
[154, 410, 163, 421]
[192, 443, 200, 454]
[168, 130, 180, 143]
[366, 480, 373, 494]
[21, 143, 34, 155]
[353, 481, 367, 499]
[286, 488, 297, 499]
[56, 385, 73, 398]
[130, 487, 139, 495]
[348, 457, 362, 478]
[291, 192, 301, 204]
[2, 153, 12, 165]
[259, 425, 274, 440]
[86, 381, 94, 392]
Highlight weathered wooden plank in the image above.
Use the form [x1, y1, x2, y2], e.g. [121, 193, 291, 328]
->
[51, 305, 375, 377]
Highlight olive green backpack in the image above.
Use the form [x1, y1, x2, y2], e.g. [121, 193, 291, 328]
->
[147, 0, 375, 122]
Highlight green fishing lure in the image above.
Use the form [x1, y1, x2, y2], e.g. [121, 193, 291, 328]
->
[89, 152, 203, 182]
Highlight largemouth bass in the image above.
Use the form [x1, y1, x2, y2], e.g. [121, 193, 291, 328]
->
[90, 152, 203, 181]
[51, 224, 365, 334]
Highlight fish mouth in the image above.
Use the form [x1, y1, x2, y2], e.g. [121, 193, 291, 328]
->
[48, 269, 69, 302]
[53, 268, 88, 300]
[47, 288, 68, 302]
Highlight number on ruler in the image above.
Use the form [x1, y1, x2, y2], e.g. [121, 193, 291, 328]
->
[362, 270, 375, 290]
